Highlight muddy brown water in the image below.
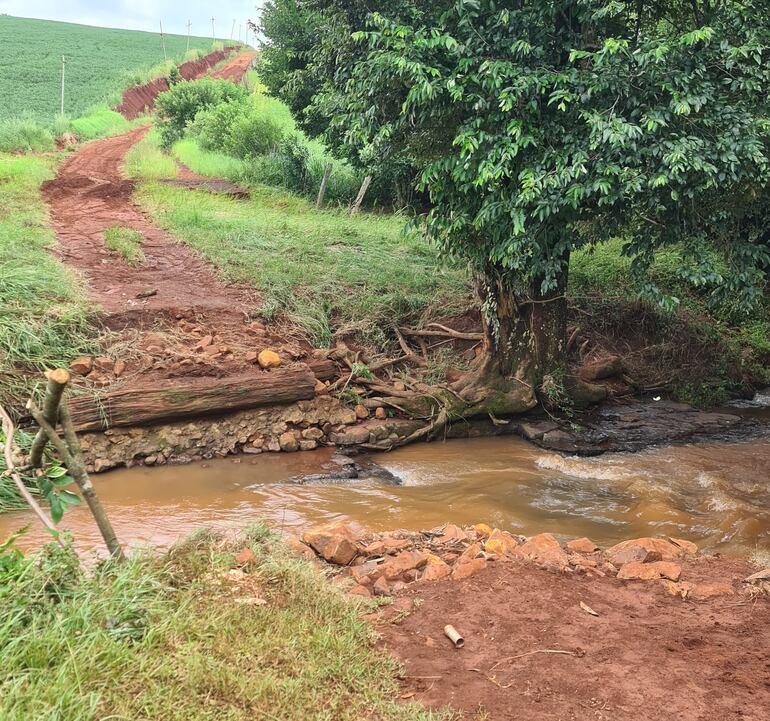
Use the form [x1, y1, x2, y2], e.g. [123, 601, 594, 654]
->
[3, 432, 769, 558]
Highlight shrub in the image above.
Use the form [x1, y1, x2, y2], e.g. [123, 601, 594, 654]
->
[154, 78, 248, 148]
[275, 133, 310, 194]
[0, 118, 53, 152]
[192, 98, 283, 158]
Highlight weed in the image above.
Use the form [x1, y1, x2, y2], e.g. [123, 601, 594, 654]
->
[104, 226, 146, 266]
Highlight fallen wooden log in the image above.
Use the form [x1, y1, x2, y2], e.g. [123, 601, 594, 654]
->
[67, 366, 317, 432]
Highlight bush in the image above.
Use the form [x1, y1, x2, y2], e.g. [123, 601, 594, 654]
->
[192, 98, 283, 159]
[0, 118, 53, 152]
[154, 78, 248, 148]
[275, 133, 310, 194]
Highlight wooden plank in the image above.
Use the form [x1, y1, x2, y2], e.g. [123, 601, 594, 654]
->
[68, 366, 317, 432]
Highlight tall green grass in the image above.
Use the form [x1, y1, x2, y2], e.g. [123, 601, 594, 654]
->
[0, 153, 96, 406]
[0, 528, 443, 721]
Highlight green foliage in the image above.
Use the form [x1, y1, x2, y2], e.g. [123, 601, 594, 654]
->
[0, 15, 215, 121]
[104, 226, 146, 267]
[168, 65, 182, 86]
[192, 98, 284, 158]
[0, 529, 443, 721]
[155, 78, 248, 148]
[0, 153, 96, 405]
[124, 131, 180, 180]
[315, 0, 769, 313]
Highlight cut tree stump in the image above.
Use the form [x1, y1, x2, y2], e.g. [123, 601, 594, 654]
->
[67, 366, 319, 432]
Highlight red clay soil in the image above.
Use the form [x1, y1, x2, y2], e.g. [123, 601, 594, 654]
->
[210, 51, 257, 81]
[41, 52, 312, 391]
[377, 557, 770, 721]
[115, 47, 240, 119]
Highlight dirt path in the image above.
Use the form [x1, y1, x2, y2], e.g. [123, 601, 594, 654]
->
[377, 557, 770, 721]
[41, 52, 311, 390]
[210, 50, 257, 81]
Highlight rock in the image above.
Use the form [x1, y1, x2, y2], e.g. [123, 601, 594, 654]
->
[285, 535, 316, 561]
[299, 440, 317, 451]
[617, 560, 682, 581]
[438, 524, 468, 543]
[472, 523, 494, 538]
[257, 350, 281, 369]
[302, 523, 359, 565]
[234, 547, 256, 566]
[744, 568, 770, 584]
[569, 554, 598, 568]
[302, 427, 324, 441]
[668, 538, 698, 555]
[421, 554, 451, 581]
[278, 431, 299, 452]
[247, 321, 266, 335]
[484, 529, 519, 556]
[606, 538, 689, 565]
[314, 380, 327, 393]
[354, 404, 369, 420]
[372, 576, 390, 596]
[383, 550, 429, 580]
[566, 537, 599, 554]
[350, 562, 380, 584]
[452, 558, 487, 581]
[516, 533, 569, 570]
[458, 542, 482, 565]
[348, 584, 372, 598]
[245, 351, 258, 363]
[113, 359, 126, 377]
[330, 426, 371, 445]
[70, 356, 93, 376]
[579, 355, 623, 381]
[195, 335, 213, 351]
[265, 438, 281, 452]
[375, 407, 387, 420]
[144, 454, 157, 466]
[664, 580, 734, 600]
[393, 381, 406, 392]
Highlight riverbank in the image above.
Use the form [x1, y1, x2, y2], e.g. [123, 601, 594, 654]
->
[2, 523, 767, 720]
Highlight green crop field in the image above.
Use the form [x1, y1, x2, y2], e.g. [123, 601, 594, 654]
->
[0, 15, 218, 121]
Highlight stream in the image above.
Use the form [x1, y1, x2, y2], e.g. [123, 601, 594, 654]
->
[2, 403, 769, 557]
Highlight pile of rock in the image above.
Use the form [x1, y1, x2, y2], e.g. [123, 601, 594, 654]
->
[292, 522, 745, 601]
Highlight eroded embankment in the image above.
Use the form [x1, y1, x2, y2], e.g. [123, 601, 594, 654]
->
[115, 47, 241, 118]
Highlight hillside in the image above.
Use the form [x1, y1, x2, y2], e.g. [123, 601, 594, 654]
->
[0, 15, 219, 120]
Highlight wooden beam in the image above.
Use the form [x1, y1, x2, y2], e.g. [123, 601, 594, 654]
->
[68, 366, 318, 432]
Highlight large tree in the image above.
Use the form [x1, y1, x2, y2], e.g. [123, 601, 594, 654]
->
[264, 1, 769, 415]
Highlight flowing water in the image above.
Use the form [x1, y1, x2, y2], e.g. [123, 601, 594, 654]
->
[2, 422, 769, 558]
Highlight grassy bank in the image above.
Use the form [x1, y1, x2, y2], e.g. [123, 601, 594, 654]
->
[0, 153, 95, 405]
[0, 527, 443, 721]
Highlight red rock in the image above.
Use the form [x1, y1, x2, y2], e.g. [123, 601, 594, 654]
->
[663, 580, 734, 600]
[93, 356, 114, 373]
[245, 351, 258, 363]
[234, 547, 255, 565]
[354, 404, 369, 419]
[606, 538, 687, 565]
[668, 538, 698, 556]
[458, 542, 482, 565]
[516, 533, 569, 570]
[314, 380, 327, 393]
[617, 560, 682, 581]
[350, 561, 380, 584]
[302, 523, 359, 565]
[438, 524, 468, 543]
[472, 523, 494, 538]
[70, 356, 93, 376]
[372, 576, 390, 596]
[113, 359, 126, 377]
[484, 529, 519, 556]
[383, 550, 429, 580]
[569, 554, 598, 568]
[452, 558, 487, 580]
[348, 584, 372, 598]
[566, 537, 599, 554]
[285, 535, 316, 560]
[195, 335, 213, 351]
[421, 554, 451, 581]
[257, 349, 281, 369]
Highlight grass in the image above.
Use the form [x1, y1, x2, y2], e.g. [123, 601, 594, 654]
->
[133, 155, 471, 347]
[0, 15, 217, 122]
[124, 129, 180, 180]
[104, 225, 146, 266]
[0, 152, 96, 406]
[0, 527, 447, 721]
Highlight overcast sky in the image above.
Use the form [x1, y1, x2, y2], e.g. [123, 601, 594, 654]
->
[0, 0, 262, 40]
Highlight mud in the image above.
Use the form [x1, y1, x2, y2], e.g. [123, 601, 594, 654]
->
[378, 556, 770, 721]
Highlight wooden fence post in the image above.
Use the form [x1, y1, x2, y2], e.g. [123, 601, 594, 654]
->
[350, 175, 372, 215]
[316, 163, 333, 209]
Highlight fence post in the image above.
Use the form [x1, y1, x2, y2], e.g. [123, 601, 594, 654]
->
[350, 175, 372, 215]
[316, 163, 333, 209]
